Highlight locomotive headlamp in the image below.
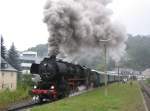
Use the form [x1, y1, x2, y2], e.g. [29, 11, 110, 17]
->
[34, 85, 37, 89]
[50, 85, 55, 90]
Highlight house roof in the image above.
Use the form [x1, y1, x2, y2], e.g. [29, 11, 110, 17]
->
[0, 56, 18, 72]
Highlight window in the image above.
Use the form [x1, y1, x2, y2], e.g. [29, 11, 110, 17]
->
[2, 72, 4, 77]
[23, 54, 36, 57]
[2, 83, 4, 88]
[0, 83, 2, 89]
[11, 72, 14, 77]
[21, 60, 35, 63]
[5, 63, 8, 68]
[2, 84, 9, 89]
[11, 83, 13, 88]
[1, 63, 8, 68]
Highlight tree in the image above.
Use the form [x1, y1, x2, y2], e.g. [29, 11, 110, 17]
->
[123, 35, 150, 71]
[7, 43, 20, 71]
[1, 35, 6, 59]
[27, 44, 48, 57]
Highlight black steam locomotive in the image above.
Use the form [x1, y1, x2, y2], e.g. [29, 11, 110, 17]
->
[30, 55, 121, 102]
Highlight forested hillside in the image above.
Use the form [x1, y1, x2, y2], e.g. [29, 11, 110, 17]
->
[124, 35, 150, 70]
[27, 44, 48, 57]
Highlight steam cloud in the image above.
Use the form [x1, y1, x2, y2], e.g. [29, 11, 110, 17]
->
[43, 0, 128, 62]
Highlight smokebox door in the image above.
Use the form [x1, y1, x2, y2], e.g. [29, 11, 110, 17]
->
[30, 63, 39, 74]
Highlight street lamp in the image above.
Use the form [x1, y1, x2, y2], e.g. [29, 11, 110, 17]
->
[99, 38, 111, 87]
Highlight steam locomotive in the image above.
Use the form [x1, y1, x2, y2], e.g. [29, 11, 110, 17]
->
[30, 55, 122, 102]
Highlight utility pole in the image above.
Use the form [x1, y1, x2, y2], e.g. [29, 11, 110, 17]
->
[104, 44, 107, 87]
[100, 38, 111, 88]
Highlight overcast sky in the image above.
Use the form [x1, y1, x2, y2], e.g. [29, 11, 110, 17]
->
[0, 0, 150, 51]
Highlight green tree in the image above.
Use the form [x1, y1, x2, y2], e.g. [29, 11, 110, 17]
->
[7, 43, 20, 70]
[1, 35, 6, 59]
[124, 35, 150, 71]
[27, 44, 48, 57]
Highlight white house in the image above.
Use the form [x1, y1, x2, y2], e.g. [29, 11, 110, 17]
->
[0, 57, 17, 91]
[20, 51, 42, 74]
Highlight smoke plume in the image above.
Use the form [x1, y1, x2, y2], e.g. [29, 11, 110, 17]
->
[43, 0, 128, 62]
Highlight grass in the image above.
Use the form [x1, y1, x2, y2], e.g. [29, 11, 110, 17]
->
[31, 81, 145, 111]
[0, 85, 31, 110]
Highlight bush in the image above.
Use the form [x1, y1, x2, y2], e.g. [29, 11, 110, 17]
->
[18, 74, 34, 88]
[0, 86, 31, 110]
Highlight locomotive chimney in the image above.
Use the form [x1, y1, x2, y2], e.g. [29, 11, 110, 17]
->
[50, 55, 56, 61]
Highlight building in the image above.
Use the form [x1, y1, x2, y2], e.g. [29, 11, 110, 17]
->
[20, 51, 42, 74]
[142, 69, 150, 79]
[0, 57, 17, 91]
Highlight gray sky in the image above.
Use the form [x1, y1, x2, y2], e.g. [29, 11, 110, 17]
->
[0, 0, 150, 51]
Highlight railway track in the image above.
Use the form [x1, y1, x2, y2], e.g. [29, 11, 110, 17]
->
[140, 81, 150, 97]
[139, 80, 150, 111]
[7, 99, 41, 111]
[7, 89, 91, 111]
